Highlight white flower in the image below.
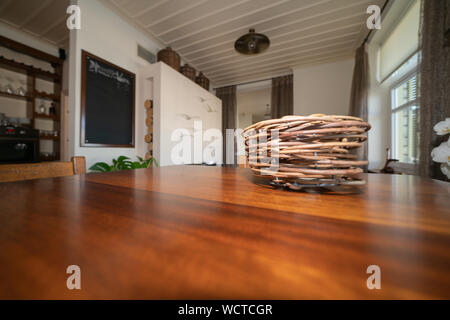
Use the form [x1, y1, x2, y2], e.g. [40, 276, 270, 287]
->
[433, 118, 450, 135]
[431, 138, 450, 164]
[441, 163, 450, 179]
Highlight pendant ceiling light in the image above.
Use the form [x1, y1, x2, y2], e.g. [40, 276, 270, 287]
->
[234, 29, 270, 55]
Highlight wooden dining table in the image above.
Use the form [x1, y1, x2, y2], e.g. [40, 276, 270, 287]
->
[0, 165, 449, 299]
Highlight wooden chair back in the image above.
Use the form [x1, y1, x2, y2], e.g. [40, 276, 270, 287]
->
[0, 156, 86, 183]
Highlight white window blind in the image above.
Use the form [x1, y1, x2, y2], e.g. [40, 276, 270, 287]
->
[391, 73, 420, 164]
[379, 0, 420, 81]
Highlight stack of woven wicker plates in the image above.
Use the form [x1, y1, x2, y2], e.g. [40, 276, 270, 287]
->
[242, 114, 371, 191]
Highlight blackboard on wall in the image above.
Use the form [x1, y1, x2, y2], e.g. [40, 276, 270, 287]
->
[81, 50, 135, 147]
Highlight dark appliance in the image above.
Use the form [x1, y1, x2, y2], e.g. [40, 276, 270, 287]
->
[0, 125, 39, 164]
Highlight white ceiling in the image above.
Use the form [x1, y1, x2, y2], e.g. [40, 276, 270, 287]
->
[0, 0, 70, 46]
[105, 0, 385, 87]
[0, 0, 385, 87]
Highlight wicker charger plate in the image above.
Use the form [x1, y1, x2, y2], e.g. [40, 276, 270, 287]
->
[242, 114, 371, 192]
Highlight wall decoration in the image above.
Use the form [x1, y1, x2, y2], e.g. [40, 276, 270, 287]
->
[144, 99, 153, 160]
[81, 50, 135, 147]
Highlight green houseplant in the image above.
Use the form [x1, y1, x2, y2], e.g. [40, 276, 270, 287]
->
[89, 156, 158, 173]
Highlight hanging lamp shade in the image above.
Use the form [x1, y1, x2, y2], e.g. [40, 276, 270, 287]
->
[234, 29, 270, 55]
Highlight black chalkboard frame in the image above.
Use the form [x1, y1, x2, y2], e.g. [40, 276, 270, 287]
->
[80, 50, 135, 148]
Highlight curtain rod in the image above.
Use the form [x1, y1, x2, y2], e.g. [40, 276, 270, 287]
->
[363, 0, 391, 45]
[213, 73, 293, 90]
[212, 77, 272, 90]
[235, 77, 273, 87]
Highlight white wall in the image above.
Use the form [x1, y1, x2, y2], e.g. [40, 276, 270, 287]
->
[293, 58, 354, 116]
[237, 87, 271, 130]
[141, 62, 222, 166]
[68, 0, 163, 168]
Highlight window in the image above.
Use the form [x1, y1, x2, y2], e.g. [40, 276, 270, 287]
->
[379, 0, 420, 81]
[390, 73, 420, 164]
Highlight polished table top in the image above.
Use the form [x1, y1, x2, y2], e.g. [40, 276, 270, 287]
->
[0, 166, 449, 299]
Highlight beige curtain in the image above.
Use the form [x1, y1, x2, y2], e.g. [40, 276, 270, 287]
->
[271, 74, 293, 118]
[216, 85, 237, 165]
[418, 0, 450, 180]
[349, 44, 369, 172]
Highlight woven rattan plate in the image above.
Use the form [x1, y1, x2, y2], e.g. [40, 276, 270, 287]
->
[242, 114, 371, 192]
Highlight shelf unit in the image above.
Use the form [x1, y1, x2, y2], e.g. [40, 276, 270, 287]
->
[0, 35, 64, 161]
[0, 91, 33, 101]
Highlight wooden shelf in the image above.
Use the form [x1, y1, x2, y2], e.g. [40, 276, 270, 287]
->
[0, 56, 59, 82]
[0, 90, 59, 102]
[39, 153, 59, 162]
[34, 91, 60, 102]
[34, 112, 58, 121]
[0, 91, 33, 101]
[40, 134, 59, 141]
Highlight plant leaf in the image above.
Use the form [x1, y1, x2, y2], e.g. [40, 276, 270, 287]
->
[89, 162, 111, 172]
[130, 161, 141, 169]
[117, 156, 130, 163]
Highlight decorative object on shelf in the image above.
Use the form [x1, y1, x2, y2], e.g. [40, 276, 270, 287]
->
[197, 96, 216, 113]
[14, 79, 26, 96]
[157, 47, 180, 71]
[431, 118, 450, 179]
[242, 114, 371, 192]
[4, 84, 13, 94]
[5, 117, 30, 126]
[195, 72, 209, 90]
[234, 28, 270, 55]
[37, 99, 46, 114]
[180, 64, 196, 81]
[144, 99, 153, 159]
[49, 103, 56, 116]
[3, 76, 13, 94]
[177, 113, 199, 120]
[39, 129, 59, 139]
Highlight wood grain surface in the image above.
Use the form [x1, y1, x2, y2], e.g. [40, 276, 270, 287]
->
[0, 166, 449, 299]
[0, 156, 86, 183]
